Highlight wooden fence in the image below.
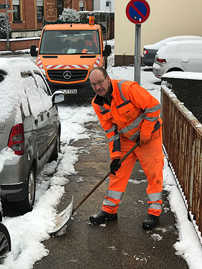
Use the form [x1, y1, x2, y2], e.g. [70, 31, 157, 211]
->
[161, 84, 202, 234]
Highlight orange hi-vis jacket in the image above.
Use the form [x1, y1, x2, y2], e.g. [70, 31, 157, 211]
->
[92, 80, 162, 160]
[92, 80, 163, 216]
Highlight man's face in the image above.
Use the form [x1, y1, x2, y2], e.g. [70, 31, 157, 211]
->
[89, 69, 110, 97]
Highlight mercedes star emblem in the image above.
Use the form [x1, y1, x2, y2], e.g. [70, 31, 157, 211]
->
[63, 71, 72, 80]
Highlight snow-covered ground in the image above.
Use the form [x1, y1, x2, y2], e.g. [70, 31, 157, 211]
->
[0, 42, 202, 269]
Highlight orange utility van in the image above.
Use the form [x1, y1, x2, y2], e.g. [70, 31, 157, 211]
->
[30, 17, 111, 102]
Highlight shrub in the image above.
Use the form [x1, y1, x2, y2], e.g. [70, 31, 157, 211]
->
[58, 8, 80, 23]
[0, 14, 11, 39]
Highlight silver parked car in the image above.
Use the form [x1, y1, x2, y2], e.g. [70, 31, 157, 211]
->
[152, 40, 202, 79]
[142, 35, 202, 66]
[0, 58, 64, 215]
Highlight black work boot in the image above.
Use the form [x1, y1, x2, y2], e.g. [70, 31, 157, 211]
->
[89, 210, 118, 225]
[142, 214, 160, 230]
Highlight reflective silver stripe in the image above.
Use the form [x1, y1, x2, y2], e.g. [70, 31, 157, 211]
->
[119, 114, 145, 134]
[148, 192, 162, 202]
[103, 199, 116, 207]
[99, 105, 110, 115]
[107, 190, 123, 200]
[144, 104, 161, 113]
[99, 105, 105, 112]
[105, 126, 116, 134]
[144, 116, 159, 122]
[149, 203, 162, 210]
[129, 130, 140, 141]
[108, 134, 120, 143]
[117, 80, 128, 101]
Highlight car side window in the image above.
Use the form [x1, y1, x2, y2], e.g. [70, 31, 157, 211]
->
[34, 72, 52, 95]
[34, 73, 52, 110]
[21, 72, 45, 116]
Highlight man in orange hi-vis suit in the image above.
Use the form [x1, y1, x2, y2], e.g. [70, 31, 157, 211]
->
[89, 67, 164, 230]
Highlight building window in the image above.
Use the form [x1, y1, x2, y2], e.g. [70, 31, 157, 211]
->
[37, 0, 44, 23]
[13, 0, 21, 22]
[79, 1, 85, 11]
[57, 0, 64, 16]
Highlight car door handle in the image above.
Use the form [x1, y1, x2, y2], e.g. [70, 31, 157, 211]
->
[39, 113, 44, 121]
[182, 58, 188, 63]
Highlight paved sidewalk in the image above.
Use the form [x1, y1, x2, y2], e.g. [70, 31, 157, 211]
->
[34, 122, 188, 269]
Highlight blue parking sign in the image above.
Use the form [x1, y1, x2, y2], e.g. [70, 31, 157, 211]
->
[126, 0, 150, 24]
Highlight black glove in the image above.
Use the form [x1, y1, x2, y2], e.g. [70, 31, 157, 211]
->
[110, 159, 121, 175]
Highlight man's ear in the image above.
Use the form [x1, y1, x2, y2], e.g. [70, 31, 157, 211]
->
[107, 75, 110, 83]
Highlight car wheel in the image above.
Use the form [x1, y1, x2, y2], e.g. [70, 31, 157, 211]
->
[0, 223, 11, 263]
[16, 168, 36, 214]
[49, 135, 60, 162]
[26, 168, 36, 210]
[2, 168, 36, 216]
[167, 68, 183, 72]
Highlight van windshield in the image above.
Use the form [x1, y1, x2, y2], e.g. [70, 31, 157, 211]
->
[39, 30, 101, 55]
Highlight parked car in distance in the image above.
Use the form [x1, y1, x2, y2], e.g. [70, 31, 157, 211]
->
[142, 35, 202, 66]
[0, 58, 64, 216]
[152, 40, 202, 79]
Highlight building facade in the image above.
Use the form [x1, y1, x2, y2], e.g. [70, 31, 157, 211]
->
[0, 0, 93, 38]
[114, 0, 202, 66]
[0, 0, 115, 51]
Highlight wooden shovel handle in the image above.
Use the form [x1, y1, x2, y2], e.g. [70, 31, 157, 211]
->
[72, 141, 139, 214]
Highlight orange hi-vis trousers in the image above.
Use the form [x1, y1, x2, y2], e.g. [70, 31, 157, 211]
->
[102, 131, 164, 216]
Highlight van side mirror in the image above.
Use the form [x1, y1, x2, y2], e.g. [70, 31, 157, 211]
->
[30, 45, 38, 57]
[103, 44, 112, 57]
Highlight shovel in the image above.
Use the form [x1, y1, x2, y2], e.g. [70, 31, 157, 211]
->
[49, 139, 140, 236]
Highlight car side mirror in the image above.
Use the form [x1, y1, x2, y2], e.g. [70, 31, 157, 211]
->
[103, 44, 112, 57]
[30, 45, 38, 57]
[52, 91, 64, 104]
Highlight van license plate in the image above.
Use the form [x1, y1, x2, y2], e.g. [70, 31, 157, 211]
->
[63, 89, 77, 94]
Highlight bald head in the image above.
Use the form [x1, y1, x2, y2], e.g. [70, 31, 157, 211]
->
[89, 67, 111, 97]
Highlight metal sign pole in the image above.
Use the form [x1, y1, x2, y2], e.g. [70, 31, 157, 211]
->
[134, 23, 141, 84]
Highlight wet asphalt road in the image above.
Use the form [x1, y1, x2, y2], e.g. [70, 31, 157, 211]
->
[33, 121, 188, 269]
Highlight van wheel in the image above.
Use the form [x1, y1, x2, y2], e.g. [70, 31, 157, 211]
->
[49, 135, 60, 162]
[0, 223, 11, 262]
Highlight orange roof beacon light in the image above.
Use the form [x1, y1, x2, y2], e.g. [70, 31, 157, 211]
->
[89, 16, 95, 25]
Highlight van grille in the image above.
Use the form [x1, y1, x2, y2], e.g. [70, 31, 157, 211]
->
[47, 69, 88, 82]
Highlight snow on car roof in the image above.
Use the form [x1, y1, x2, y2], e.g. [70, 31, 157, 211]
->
[144, 35, 202, 50]
[0, 57, 40, 122]
[156, 39, 202, 57]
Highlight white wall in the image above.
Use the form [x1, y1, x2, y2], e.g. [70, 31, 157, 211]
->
[115, 0, 202, 57]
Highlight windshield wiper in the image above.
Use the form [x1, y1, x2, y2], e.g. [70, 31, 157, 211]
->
[80, 55, 96, 58]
